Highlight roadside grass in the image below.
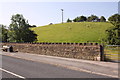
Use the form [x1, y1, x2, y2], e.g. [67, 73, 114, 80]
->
[31, 22, 113, 43]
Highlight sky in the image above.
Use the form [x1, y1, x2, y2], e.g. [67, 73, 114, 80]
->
[0, 0, 119, 27]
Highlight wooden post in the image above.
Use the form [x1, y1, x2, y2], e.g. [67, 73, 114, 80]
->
[100, 45, 104, 61]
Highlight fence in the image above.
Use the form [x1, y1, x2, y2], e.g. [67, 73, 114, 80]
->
[104, 45, 120, 62]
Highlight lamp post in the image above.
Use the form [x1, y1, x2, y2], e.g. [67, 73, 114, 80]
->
[61, 9, 64, 23]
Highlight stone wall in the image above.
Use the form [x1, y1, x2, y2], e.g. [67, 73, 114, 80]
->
[1, 43, 102, 61]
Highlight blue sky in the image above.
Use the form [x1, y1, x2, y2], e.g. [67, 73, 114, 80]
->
[0, 1, 118, 26]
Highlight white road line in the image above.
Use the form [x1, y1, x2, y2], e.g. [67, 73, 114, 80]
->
[0, 68, 25, 79]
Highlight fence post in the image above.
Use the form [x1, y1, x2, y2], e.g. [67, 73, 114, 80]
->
[100, 45, 104, 61]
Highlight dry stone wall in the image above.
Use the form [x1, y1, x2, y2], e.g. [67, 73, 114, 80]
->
[2, 43, 102, 61]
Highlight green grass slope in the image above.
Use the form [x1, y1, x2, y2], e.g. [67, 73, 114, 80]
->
[31, 22, 113, 43]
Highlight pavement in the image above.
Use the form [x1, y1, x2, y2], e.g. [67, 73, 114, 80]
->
[0, 51, 119, 78]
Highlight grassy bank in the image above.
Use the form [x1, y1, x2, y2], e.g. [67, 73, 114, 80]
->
[31, 22, 113, 43]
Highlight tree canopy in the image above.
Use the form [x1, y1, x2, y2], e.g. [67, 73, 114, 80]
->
[100, 16, 106, 22]
[68, 15, 107, 22]
[108, 14, 120, 22]
[67, 18, 72, 22]
[73, 16, 87, 22]
[106, 14, 120, 45]
[0, 24, 8, 42]
[8, 14, 37, 42]
[87, 15, 99, 22]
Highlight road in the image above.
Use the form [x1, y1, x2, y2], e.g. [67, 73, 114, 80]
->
[1, 55, 115, 79]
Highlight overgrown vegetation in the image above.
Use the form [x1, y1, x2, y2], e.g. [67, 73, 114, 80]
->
[106, 14, 120, 45]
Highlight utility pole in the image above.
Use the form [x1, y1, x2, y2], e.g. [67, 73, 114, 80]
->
[61, 9, 64, 23]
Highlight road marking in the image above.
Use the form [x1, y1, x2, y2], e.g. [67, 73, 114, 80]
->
[0, 68, 25, 79]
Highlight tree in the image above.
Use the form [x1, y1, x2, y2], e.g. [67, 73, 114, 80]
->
[100, 16, 106, 22]
[73, 17, 79, 22]
[8, 14, 37, 42]
[106, 27, 119, 45]
[67, 18, 72, 22]
[106, 14, 120, 45]
[73, 16, 87, 22]
[87, 15, 99, 22]
[79, 16, 87, 22]
[29, 25, 37, 28]
[0, 24, 8, 42]
[108, 14, 120, 22]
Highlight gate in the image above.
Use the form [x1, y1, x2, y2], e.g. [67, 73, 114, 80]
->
[104, 45, 120, 62]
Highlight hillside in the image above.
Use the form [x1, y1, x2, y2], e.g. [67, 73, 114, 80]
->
[31, 22, 113, 43]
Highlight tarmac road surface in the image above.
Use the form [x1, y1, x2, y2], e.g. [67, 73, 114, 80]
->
[1, 55, 113, 78]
